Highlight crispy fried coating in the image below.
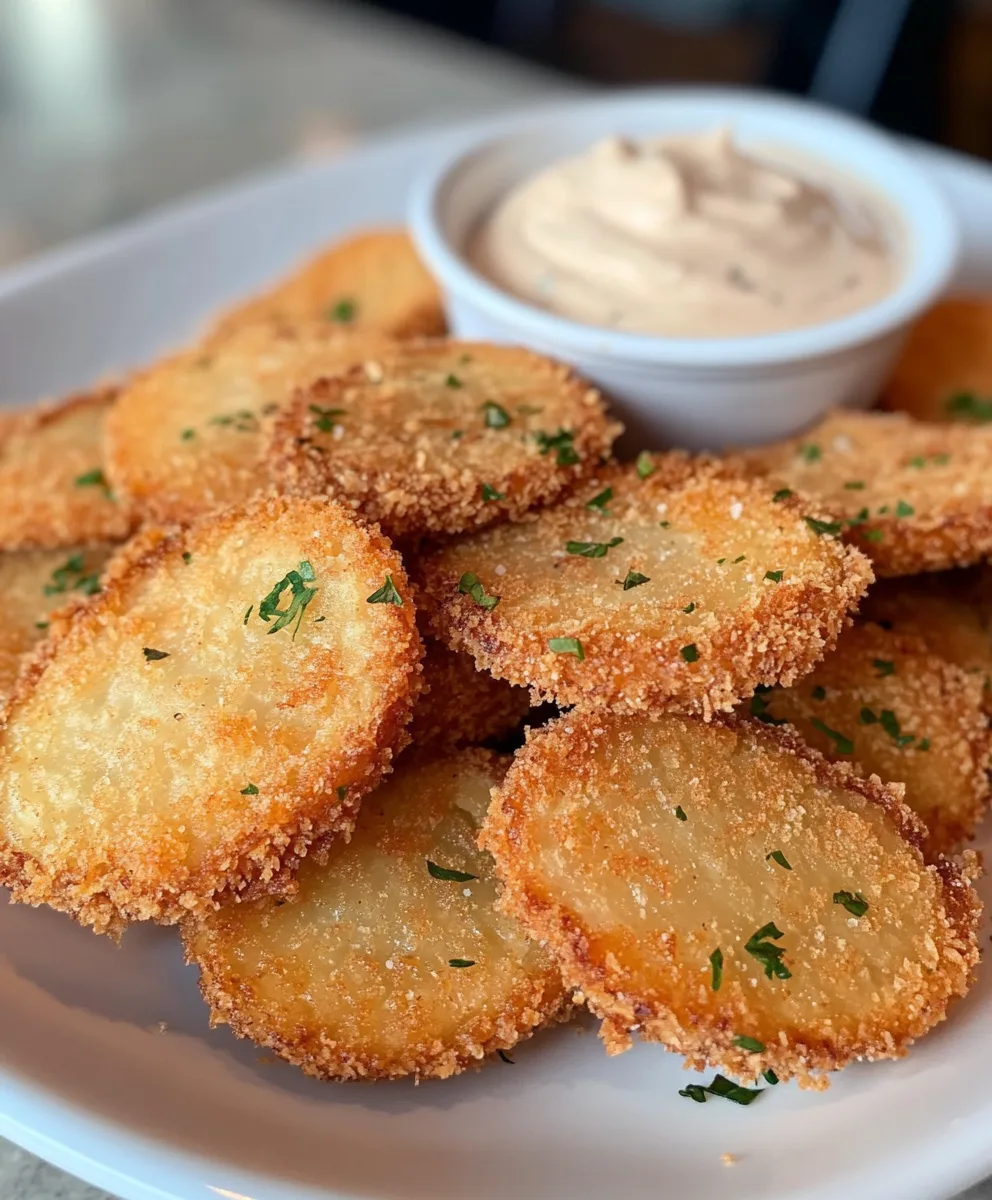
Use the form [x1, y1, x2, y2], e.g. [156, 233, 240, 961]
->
[105, 320, 394, 526]
[752, 622, 991, 856]
[881, 297, 992, 423]
[414, 455, 872, 717]
[184, 749, 568, 1081]
[0, 495, 422, 934]
[212, 228, 445, 341]
[0, 389, 134, 550]
[409, 639, 532, 750]
[0, 544, 116, 703]
[739, 410, 992, 576]
[267, 342, 621, 539]
[483, 710, 980, 1088]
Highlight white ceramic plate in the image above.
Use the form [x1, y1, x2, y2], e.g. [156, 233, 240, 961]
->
[1, 102, 992, 1200]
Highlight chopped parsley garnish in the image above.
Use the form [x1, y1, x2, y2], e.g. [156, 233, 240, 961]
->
[745, 922, 791, 980]
[674, 805, 687, 821]
[878, 708, 915, 747]
[444, 373, 462, 388]
[680, 1074, 765, 1106]
[918, 737, 931, 751]
[833, 890, 869, 918]
[43, 554, 101, 597]
[182, 552, 192, 564]
[635, 451, 656, 480]
[679, 1084, 708, 1104]
[243, 605, 253, 625]
[843, 480, 865, 490]
[498, 1050, 515, 1064]
[873, 658, 895, 677]
[480, 483, 505, 502]
[448, 959, 476, 968]
[328, 297, 356, 323]
[805, 516, 842, 537]
[451, 429, 465, 440]
[143, 647, 169, 661]
[427, 861, 478, 882]
[750, 691, 787, 725]
[848, 507, 870, 527]
[535, 427, 579, 465]
[680, 643, 699, 663]
[566, 536, 623, 559]
[659, 520, 670, 529]
[733, 1035, 766, 1053]
[764, 570, 784, 583]
[482, 401, 511, 429]
[74, 467, 113, 499]
[811, 685, 826, 700]
[710, 947, 723, 991]
[766, 850, 791, 871]
[240, 783, 259, 795]
[619, 569, 650, 590]
[716, 558, 726, 565]
[549, 636, 584, 660]
[860, 706, 878, 725]
[945, 391, 992, 422]
[763, 1069, 779, 1085]
[458, 572, 500, 611]
[586, 487, 613, 513]
[895, 499, 914, 518]
[180, 428, 195, 441]
[366, 574, 403, 606]
[811, 717, 853, 755]
[35, 620, 49, 631]
[309, 404, 346, 433]
[863, 529, 885, 542]
[260, 561, 319, 637]
[336, 785, 349, 801]
[772, 487, 792, 502]
[683, 602, 696, 613]
[732, 555, 746, 563]
[209, 409, 259, 432]
[799, 443, 822, 462]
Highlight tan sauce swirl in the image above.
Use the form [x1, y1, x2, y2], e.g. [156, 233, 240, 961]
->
[470, 129, 899, 337]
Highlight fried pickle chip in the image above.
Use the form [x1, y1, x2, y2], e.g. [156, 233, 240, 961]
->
[752, 622, 991, 855]
[861, 568, 992, 711]
[267, 342, 621, 539]
[409, 639, 532, 750]
[740, 410, 992, 576]
[0, 544, 116, 702]
[415, 455, 872, 717]
[0, 389, 133, 550]
[483, 710, 980, 1088]
[881, 297, 992, 424]
[0, 496, 421, 934]
[184, 749, 567, 1081]
[105, 320, 394, 526]
[212, 228, 445, 341]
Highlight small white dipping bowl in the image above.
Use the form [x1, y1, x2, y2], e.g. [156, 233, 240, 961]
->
[409, 87, 960, 450]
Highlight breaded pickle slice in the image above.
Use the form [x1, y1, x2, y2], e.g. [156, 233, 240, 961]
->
[483, 711, 980, 1088]
[0, 496, 421, 933]
[416, 456, 871, 716]
[184, 749, 568, 1080]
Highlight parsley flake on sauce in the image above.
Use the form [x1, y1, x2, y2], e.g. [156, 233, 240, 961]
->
[745, 922, 791, 980]
[833, 890, 869, 918]
[566, 536, 623, 559]
[619, 569, 650, 590]
[260, 561, 320, 637]
[766, 850, 792, 871]
[366, 574, 403, 606]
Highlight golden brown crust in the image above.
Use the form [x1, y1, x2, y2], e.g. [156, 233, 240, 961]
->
[105, 320, 396, 526]
[183, 748, 569, 1080]
[0, 389, 134, 550]
[267, 341, 621, 540]
[0, 495, 423, 934]
[881, 297, 992, 424]
[483, 710, 980, 1088]
[737, 409, 992, 576]
[211, 228, 446, 342]
[414, 455, 872, 717]
[751, 622, 992, 856]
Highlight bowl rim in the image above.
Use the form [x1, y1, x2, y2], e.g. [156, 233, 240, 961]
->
[408, 85, 961, 369]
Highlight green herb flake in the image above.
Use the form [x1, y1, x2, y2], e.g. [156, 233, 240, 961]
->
[34, 620, 49, 631]
[674, 805, 687, 822]
[879, 708, 915, 747]
[745, 921, 791, 980]
[683, 602, 696, 613]
[260, 562, 320, 637]
[74, 467, 113, 500]
[834, 890, 869, 918]
[243, 605, 253, 626]
[908, 456, 926, 469]
[659, 520, 670, 529]
[480, 483, 505, 502]
[143, 647, 169, 661]
[427, 861, 478, 882]
[811, 685, 826, 701]
[336, 785, 349, 801]
[328, 298, 356, 323]
[705, 1074, 765, 1106]
[366, 574, 402, 606]
[733, 1035, 766, 1053]
[180, 427, 195, 441]
[843, 480, 865, 489]
[918, 737, 931, 751]
[309, 404, 346, 433]
[680, 643, 699, 663]
[811, 717, 854, 755]
[873, 658, 895, 677]
[451, 429, 465, 441]
[945, 392, 992, 422]
[549, 636, 584, 660]
[805, 516, 842, 537]
[619, 569, 650, 590]
[586, 487, 613, 513]
[444, 373, 462, 388]
[763, 1069, 779, 1085]
[799, 443, 822, 463]
[772, 488, 793, 502]
[43, 554, 101, 598]
[182, 552, 192, 564]
[636, 451, 656, 480]
[764, 569, 784, 583]
[482, 401, 511, 429]
[240, 783, 259, 796]
[863, 529, 885, 542]
[457, 571, 500, 611]
[535, 427, 579, 466]
[710, 947, 723, 991]
[567, 536, 624, 559]
[749, 691, 787, 726]
[766, 850, 792, 871]
[498, 1050, 515, 1064]
[716, 558, 726, 565]
[679, 1084, 708, 1104]
[732, 555, 746, 564]
[860, 706, 878, 725]
[895, 499, 915, 518]
[448, 958, 476, 968]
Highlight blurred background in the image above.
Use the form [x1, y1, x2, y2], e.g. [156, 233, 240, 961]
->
[0, 0, 990, 270]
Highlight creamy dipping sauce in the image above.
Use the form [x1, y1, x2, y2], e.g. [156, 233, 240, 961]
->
[470, 129, 899, 337]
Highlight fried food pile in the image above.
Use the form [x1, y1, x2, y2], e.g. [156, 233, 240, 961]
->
[0, 229, 986, 1095]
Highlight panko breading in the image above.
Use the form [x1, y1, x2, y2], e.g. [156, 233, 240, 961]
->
[0, 389, 133, 550]
[739, 410, 992, 576]
[0, 495, 422, 934]
[414, 455, 872, 717]
[105, 320, 394, 526]
[212, 228, 445, 341]
[409, 639, 532, 750]
[881, 297, 992, 423]
[267, 342, 621, 539]
[483, 711, 981, 1088]
[184, 749, 568, 1081]
[752, 622, 991, 856]
[0, 544, 116, 702]
[860, 568, 992, 710]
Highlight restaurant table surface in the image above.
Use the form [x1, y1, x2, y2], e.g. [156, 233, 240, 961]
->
[0, 1, 985, 1198]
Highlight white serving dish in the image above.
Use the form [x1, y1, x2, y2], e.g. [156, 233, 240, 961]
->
[409, 88, 959, 450]
[0, 98, 990, 1200]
